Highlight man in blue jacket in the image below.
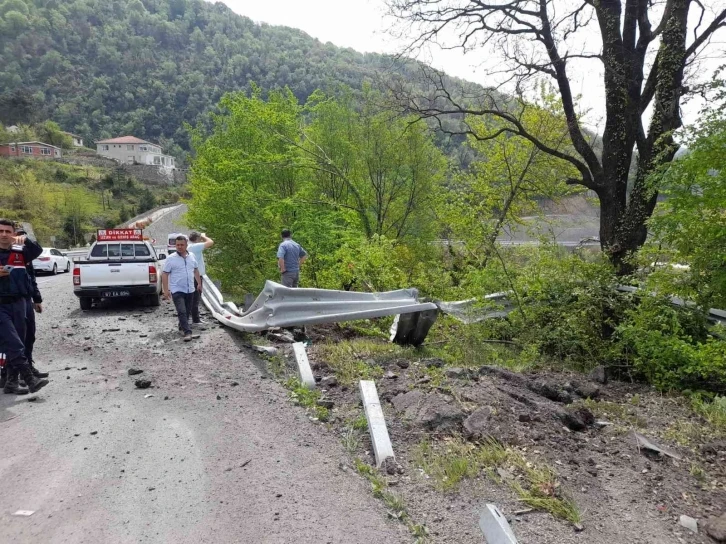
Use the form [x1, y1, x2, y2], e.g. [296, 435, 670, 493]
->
[0, 219, 50, 394]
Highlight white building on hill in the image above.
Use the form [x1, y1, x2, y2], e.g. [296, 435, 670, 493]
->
[96, 136, 176, 168]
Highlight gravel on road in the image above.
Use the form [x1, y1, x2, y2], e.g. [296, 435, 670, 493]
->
[0, 273, 407, 544]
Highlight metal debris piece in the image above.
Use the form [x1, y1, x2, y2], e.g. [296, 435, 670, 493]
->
[12, 510, 35, 516]
[634, 432, 682, 460]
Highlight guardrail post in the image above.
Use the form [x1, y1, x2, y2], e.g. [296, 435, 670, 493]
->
[292, 342, 315, 389]
[359, 380, 394, 468]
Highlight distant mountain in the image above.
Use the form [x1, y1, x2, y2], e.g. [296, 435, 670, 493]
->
[0, 0, 432, 159]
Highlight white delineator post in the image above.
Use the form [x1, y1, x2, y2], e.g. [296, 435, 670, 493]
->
[359, 380, 395, 468]
[479, 504, 519, 544]
[292, 342, 315, 389]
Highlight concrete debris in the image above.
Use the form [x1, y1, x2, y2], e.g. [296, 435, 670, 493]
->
[128, 368, 144, 376]
[634, 432, 682, 460]
[679, 515, 698, 533]
[12, 510, 35, 517]
[134, 379, 152, 389]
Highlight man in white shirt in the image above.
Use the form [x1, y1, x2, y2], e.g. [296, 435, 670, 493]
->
[162, 235, 202, 341]
[188, 231, 214, 325]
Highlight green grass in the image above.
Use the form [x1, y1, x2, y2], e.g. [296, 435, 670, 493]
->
[580, 398, 647, 428]
[353, 458, 429, 542]
[414, 437, 581, 525]
[693, 395, 726, 434]
[284, 377, 330, 421]
[315, 338, 426, 385]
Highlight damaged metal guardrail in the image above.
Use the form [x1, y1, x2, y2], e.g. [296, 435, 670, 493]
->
[199, 275, 439, 340]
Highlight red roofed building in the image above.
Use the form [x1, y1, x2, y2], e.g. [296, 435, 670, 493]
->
[96, 136, 176, 168]
[0, 141, 62, 159]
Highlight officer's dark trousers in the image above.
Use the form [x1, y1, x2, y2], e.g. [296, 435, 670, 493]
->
[0, 299, 30, 372]
[25, 298, 36, 363]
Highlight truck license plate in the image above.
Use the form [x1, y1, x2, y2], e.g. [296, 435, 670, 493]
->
[101, 290, 130, 298]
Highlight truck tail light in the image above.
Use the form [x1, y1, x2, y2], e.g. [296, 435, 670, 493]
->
[38, 257, 51, 262]
[149, 265, 157, 284]
[73, 266, 81, 286]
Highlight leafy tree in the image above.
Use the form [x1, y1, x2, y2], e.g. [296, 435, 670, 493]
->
[188, 86, 446, 292]
[648, 113, 726, 309]
[138, 189, 156, 212]
[387, 0, 726, 272]
[442, 89, 580, 265]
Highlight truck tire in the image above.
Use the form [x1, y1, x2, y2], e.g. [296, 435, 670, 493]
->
[79, 297, 92, 311]
[147, 293, 161, 307]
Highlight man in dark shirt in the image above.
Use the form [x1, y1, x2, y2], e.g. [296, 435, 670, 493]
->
[16, 227, 49, 380]
[0, 219, 50, 394]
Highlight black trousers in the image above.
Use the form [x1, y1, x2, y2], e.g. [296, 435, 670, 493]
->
[25, 298, 36, 363]
[0, 299, 30, 374]
[191, 278, 201, 323]
[172, 291, 194, 335]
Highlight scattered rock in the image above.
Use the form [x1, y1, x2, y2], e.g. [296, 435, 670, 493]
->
[463, 407, 493, 439]
[395, 360, 410, 369]
[127, 368, 144, 376]
[701, 440, 726, 456]
[705, 513, 726, 541]
[424, 358, 444, 368]
[320, 376, 338, 388]
[518, 413, 532, 423]
[559, 407, 595, 432]
[529, 381, 573, 404]
[574, 382, 601, 399]
[392, 391, 464, 432]
[382, 457, 404, 475]
[680, 515, 698, 534]
[134, 379, 152, 389]
[90, 431, 98, 435]
[588, 365, 608, 384]
[316, 398, 334, 409]
[216, 395, 222, 400]
[103, 328, 121, 333]
[444, 367, 470, 379]
[384, 371, 398, 380]
[230, 381, 239, 387]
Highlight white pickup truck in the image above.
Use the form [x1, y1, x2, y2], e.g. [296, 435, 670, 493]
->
[73, 229, 165, 310]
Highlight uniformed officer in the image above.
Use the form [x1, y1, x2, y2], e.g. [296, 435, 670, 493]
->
[0, 219, 50, 395]
[15, 227, 49, 381]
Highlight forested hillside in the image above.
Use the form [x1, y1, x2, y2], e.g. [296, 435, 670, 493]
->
[0, 0, 419, 158]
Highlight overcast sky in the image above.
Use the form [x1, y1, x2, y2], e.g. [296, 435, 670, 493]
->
[217, 0, 722, 128]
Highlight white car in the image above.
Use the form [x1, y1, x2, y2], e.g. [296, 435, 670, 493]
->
[33, 248, 71, 275]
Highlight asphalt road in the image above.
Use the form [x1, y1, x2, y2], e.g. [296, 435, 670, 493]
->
[0, 274, 407, 544]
